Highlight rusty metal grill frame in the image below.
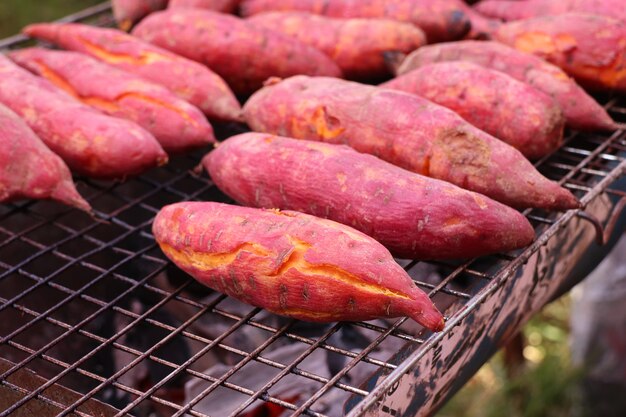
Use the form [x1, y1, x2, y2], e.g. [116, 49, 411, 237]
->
[1, 3, 626, 417]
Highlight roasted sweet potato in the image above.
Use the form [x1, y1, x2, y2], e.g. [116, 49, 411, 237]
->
[203, 133, 535, 259]
[394, 40, 616, 131]
[246, 12, 426, 80]
[0, 54, 167, 179]
[169, 0, 240, 13]
[243, 76, 580, 210]
[132, 9, 343, 95]
[153, 201, 445, 330]
[494, 13, 626, 93]
[112, 0, 168, 31]
[23, 23, 243, 122]
[10, 48, 215, 154]
[474, 0, 626, 23]
[0, 103, 91, 212]
[382, 62, 565, 159]
[239, 0, 471, 43]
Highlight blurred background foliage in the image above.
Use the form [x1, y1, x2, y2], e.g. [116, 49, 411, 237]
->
[0, 2, 583, 417]
[440, 297, 582, 417]
[0, 0, 101, 38]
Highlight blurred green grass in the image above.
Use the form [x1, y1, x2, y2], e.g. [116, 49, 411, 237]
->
[439, 297, 582, 417]
[0, 0, 102, 38]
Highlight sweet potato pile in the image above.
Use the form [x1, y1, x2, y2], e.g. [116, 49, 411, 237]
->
[382, 61, 565, 159]
[132, 9, 343, 94]
[203, 133, 535, 260]
[239, 0, 472, 43]
[12, 0, 622, 326]
[394, 41, 617, 131]
[10, 47, 215, 154]
[246, 12, 426, 80]
[0, 54, 167, 179]
[24, 23, 243, 122]
[494, 13, 626, 93]
[244, 76, 579, 211]
[474, 0, 626, 23]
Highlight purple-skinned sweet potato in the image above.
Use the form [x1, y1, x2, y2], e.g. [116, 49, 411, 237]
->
[381, 61, 565, 159]
[112, 0, 168, 31]
[10, 47, 215, 154]
[0, 54, 167, 179]
[246, 12, 426, 80]
[0, 103, 91, 212]
[153, 201, 445, 330]
[132, 9, 343, 95]
[393, 40, 616, 131]
[168, 0, 241, 13]
[494, 13, 626, 93]
[243, 76, 580, 211]
[474, 0, 626, 23]
[23, 23, 243, 122]
[239, 0, 471, 43]
[203, 133, 535, 260]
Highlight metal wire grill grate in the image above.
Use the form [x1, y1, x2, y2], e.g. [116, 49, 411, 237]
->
[1, 4, 626, 417]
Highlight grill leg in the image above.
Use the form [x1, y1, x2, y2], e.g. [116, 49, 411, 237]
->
[503, 332, 526, 379]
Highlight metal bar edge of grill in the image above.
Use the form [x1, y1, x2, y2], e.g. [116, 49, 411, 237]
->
[1, 4, 626, 417]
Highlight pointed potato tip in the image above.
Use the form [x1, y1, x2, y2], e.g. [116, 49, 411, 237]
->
[52, 181, 92, 213]
[554, 187, 581, 211]
[157, 154, 169, 167]
[410, 304, 445, 332]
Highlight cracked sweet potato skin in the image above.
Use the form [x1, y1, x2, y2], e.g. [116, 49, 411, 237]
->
[112, 0, 168, 31]
[0, 103, 91, 212]
[132, 9, 343, 95]
[10, 48, 215, 154]
[494, 13, 626, 93]
[0, 54, 167, 179]
[474, 0, 626, 23]
[243, 76, 580, 211]
[203, 133, 535, 260]
[395, 41, 617, 131]
[382, 61, 565, 159]
[247, 12, 426, 80]
[169, 0, 241, 13]
[23, 23, 243, 122]
[153, 202, 445, 330]
[239, 0, 471, 43]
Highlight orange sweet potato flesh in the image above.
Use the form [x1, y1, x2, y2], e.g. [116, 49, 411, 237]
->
[112, 0, 168, 31]
[169, 0, 241, 13]
[474, 0, 626, 23]
[243, 76, 580, 211]
[132, 9, 343, 95]
[382, 61, 565, 159]
[394, 41, 617, 131]
[153, 201, 445, 330]
[0, 103, 91, 212]
[23, 23, 243, 122]
[246, 12, 426, 80]
[0, 54, 167, 179]
[10, 48, 215, 154]
[239, 0, 471, 43]
[203, 133, 535, 260]
[494, 13, 626, 93]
